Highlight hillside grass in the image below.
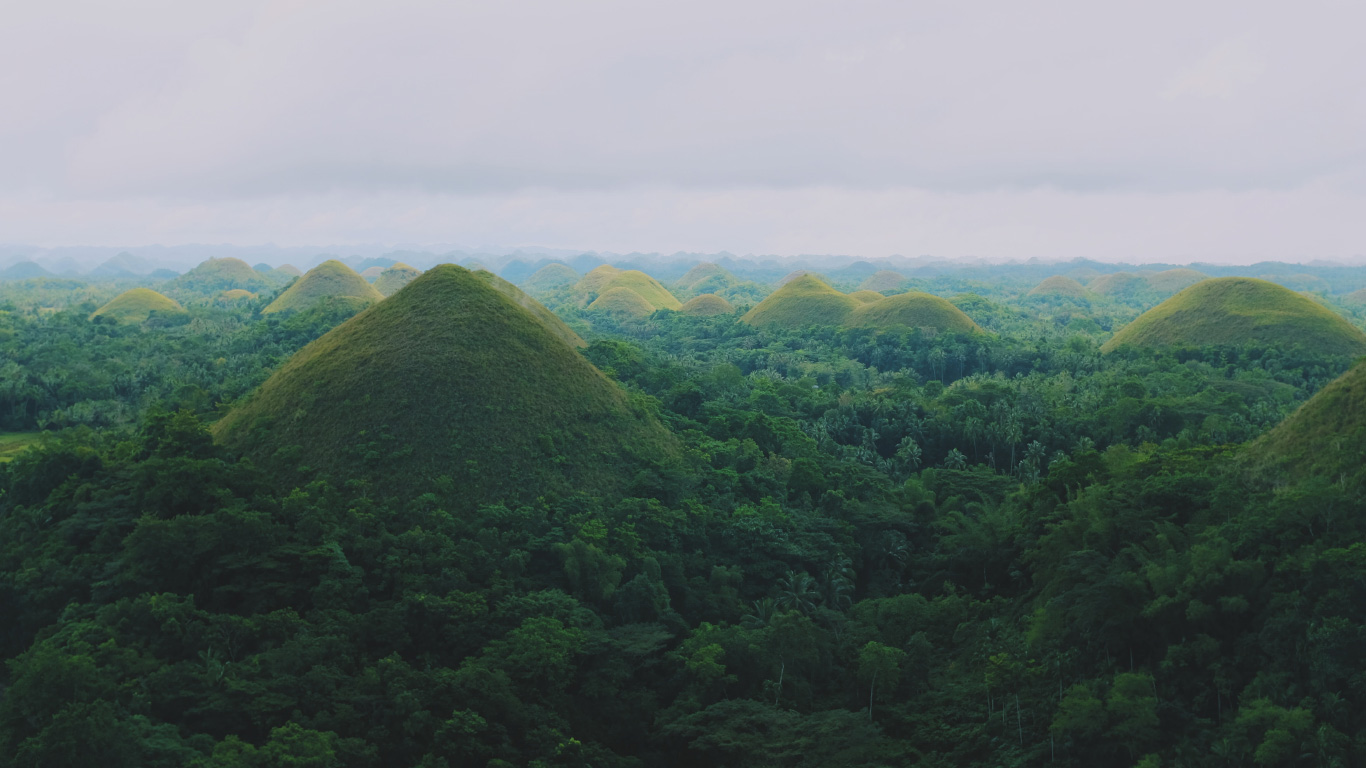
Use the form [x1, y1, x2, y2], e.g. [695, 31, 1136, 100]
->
[214, 265, 677, 508]
[1249, 359, 1366, 483]
[474, 270, 585, 347]
[741, 274, 858, 328]
[163, 257, 272, 296]
[599, 271, 682, 310]
[1101, 277, 1366, 354]
[263, 260, 383, 314]
[850, 292, 983, 333]
[1026, 275, 1092, 299]
[847, 290, 886, 304]
[90, 288, 186, 324]
[857, 270, 906, 292]
[374, 263, 422, 297]
[522, 263, 579, 293]
[680, 293, 735, 316]
[589, 287, 657, 317]
[0, 432, 42, 462]
[1089, 272, 1147, 296]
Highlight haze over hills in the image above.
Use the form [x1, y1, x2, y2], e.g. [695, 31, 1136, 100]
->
[214, 265, 675, 507]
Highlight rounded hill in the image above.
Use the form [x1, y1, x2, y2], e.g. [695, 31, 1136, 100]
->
[675, 263, 731, 292]
[164, 257, 271, 296]
[741, 275, 858, 328]
[474, 270, 585, 347]
[1026, 275, 1091, 299]
[1089, 272, 1147, 297]
[858, 270, 906, 292]
[90, 288, 186, 324]
[1101, 278, 1366, 354]
[374, 263, 422, 297]
[850, 292, 982, 333]
[1247, 360, 1366, 484]
[522, 263, 578, 294]
[681, 293, 734, 316]
[848, 290, 886, 304]
[262, 260, 383, 314]
[277, 264, 303, 277]
[601, 271, 681, 310]
[589, 287, 656, 318]
[213, 265, 676, 507]
[576, 265, 623, 294]
[1145, 268, 1207, 294]
[360, 266, 385, 281]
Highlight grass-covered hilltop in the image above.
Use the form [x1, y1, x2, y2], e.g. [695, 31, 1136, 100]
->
[14, 250, 1366, 766]
[262, 259, 384, 314]
[162, 257, 273, 297]
[89, 288, 186, 323]
[215, 265, 673, 506]
[1102, 277, 1366, 354]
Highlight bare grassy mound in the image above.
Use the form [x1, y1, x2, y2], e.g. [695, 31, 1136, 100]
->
[1089, 272, 1147, 297]
[90, 288, 186, 323]
[522, 263, 579, 294]
[681, 293, 735, 316]
[850, 292, 982, 333]
[474, 270, 585, 347]
[857, 270, 906, 292]
[214, 265, 676, 508]
[589, 287, 657, 318]
[1248, 359, 1366, 483]
[1102, 278, 1366, 354]
[164, 257, 271, 296]
[1027, 275, 1092, 299]
[374, 263, 422, 297]
[848, 290, 886, 304]
[263, 260, 384, 314]
[742, 275, 858, 328]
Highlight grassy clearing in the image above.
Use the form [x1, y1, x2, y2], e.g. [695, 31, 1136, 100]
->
[0, 432, 42, 462]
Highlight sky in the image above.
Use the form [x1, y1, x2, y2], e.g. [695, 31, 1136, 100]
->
[5, 1, 1366, 262]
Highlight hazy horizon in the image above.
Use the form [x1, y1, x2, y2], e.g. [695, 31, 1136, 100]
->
[7, 2, 1366, 262]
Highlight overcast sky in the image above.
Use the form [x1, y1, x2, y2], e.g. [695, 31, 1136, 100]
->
[5, 1, 1366, 262]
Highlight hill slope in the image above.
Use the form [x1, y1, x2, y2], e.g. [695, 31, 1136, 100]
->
[1101, 278, 1366, 354]
[1248, 360, 1366, 483]
[474, 270, 585, 347]
[681, 294, 735, 316]
[214, 265, 676, 506]
[1089, 272, 1147, 297]
[858, 270, 906, 292]
[262, 260, 383, 314]
[589, 287, 657, 318]
[374, 263, 422, 297]
[742, 275, 858, 328]
[850, 292, 982, 333]
[600, 271, 682, 310]
[522, 263, 579, 294]
[164, 257, 271, 296]
[90, 288, 186, 323]
[1026, 275, 1092, 299]
[1145, 268, 1208, 294]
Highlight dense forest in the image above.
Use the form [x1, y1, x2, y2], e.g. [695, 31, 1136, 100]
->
[3, 257, 1366, 767]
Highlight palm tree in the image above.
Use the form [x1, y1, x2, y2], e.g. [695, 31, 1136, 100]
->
[944, 448, 968, 470]
[742, 598, 778, 629]
[775, 570, 819, 615]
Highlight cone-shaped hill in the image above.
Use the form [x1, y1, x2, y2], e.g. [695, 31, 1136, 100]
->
[848, 290, 886, 304]
[277, 264, 303, 277]
[262, 260, 384, 314]
[589, 287, 656, 318]
[576, 268, 681, 311]
[473, 270, 585, 347]
[522, 263, 579, 294]
[374, 263, 422, 297]
[90, 288, 186, 323]
[858, 270, 906, 292]
[681, 293, 735, 316]
[164, 257, 272, 296]
[213, 265, 677, 506]
[674, 262, 740, 295]
[742, 274, 859, 328]
[1089, 272, 1147, 297]
[850, 292, 982, 333]
[1247, 359, 1366, 484]
[1027, 275, 1092, 299]
[776, 270, 825, 288]
[360, 266, 385, 281]
[1101, 278, 1366, 354]
[1145, 269, 1207, 294]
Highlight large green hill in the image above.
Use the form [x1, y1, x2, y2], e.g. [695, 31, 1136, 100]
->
[1101, 277, 1366, 354]
[521, 263, 579, 294]
[474, 270, 585, 347]
[681, 293, 734, 316]
[89, 288, 186, 324]
[374, 263, 422, 297]
[1248, 359, 1366, 483]
[741, 275, 859, 328]
[214, 265, 676, 507]
[1026, 275, 1092, 299]
[850, 292, 982, 333]
[589, 287, 657, 318]
[163, 257, 272, 297]
[262, 260, 384, 314]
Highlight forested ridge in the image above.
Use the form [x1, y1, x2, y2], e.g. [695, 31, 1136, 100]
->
[2, 269, 1366, 767]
